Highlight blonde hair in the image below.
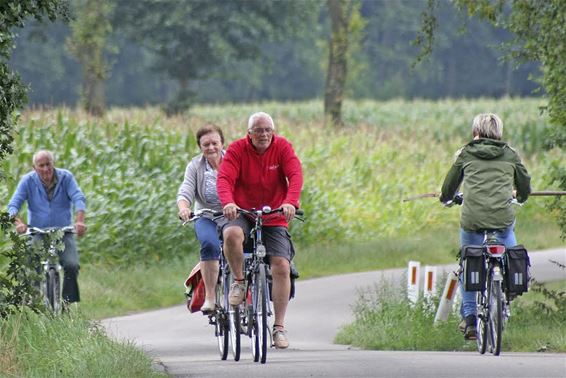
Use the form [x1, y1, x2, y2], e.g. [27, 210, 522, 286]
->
[472, 113, 503, 140]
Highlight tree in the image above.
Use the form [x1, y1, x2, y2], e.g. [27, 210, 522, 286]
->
[114, 0, 317, 114]
[66, 0, 115, 116]
[324, 0, 360, 127]
[0, 0, 68, 316]
[416, 0, 566, 237]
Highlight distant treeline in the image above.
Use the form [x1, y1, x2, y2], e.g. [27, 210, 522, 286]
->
[10, 0, 540, 108]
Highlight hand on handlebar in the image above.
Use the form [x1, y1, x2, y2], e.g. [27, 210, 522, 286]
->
[178, 207, 191, 222]
[280, 203, 296, 223]
[75, 221, 87, 237]
[15, 220, 27, 234]
[223, 203, 239, 221]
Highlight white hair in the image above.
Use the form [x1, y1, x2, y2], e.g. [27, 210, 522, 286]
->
[247, 112, 275, 131]
[33, 150, 55, 166]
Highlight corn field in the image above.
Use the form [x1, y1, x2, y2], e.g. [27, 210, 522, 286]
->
[0, 98, 561, 264]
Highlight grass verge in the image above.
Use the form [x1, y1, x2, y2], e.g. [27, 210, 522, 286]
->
[335, 279, 566, 352]
[0, 309, 164, 377]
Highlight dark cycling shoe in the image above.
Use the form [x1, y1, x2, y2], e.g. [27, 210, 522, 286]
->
[464, 314, 477, 340]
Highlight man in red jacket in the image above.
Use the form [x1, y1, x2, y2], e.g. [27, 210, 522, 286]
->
[217, 111, 303, 349]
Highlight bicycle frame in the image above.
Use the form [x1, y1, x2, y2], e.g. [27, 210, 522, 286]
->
[476, 231, 508, 356]
[235, 206, 304, 364]
[183, 210, 234, 361]
[25, 226, 75, 313]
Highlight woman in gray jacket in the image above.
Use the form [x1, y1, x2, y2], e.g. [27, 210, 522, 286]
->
[177, 124, 226, 313]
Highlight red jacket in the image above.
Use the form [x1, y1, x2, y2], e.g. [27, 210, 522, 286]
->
[217, 134, 303, 227]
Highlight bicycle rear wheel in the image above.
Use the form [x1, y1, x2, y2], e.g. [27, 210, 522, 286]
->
[488, 279, 503, 355]
[476, 290, 488, 354]
[215, 281, 229, 360]
[251, 264, 269, 364]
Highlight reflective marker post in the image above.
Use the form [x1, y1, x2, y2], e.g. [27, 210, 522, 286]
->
[423, 265, 437, 299]
[434, 271, 459, 323]
[407, 261, 421, 305]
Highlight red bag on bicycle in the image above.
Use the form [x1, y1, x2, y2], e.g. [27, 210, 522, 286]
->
[184, 262, 205, 313]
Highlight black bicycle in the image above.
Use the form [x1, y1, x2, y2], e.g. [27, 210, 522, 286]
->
[452, 193, 529, 356]
[183, 209, 236, 360]
[230, 206, 304, 364]
[463, 231, 509, 355]
[25, 226, 75, 313]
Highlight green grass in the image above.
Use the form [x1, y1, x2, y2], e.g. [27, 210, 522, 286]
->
[80, 256, 198, 319]
[335, 278, 566, 352]
[0, 309, 164, 377]
[0, 98, 564, 369]
[1, 98, 563, 265]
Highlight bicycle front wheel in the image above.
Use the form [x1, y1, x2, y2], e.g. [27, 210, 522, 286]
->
[488, 278, 503, 355]
[46, 268, 61, 313]
[215, 281, 229, 360]
[251, 264, 269, 364]
[227, 274, 241, 361]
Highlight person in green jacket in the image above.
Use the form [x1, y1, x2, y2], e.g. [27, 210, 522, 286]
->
[439, 113, 531, 340]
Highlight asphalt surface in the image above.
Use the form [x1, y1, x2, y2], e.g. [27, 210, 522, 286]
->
[102, 247, 566, 377]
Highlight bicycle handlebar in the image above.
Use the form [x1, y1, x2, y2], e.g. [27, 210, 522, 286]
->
[443, 193, 522, 208]
[25, 226, 76, 236]
[235, 206, 305, 221]
[181, 206, 305, 225]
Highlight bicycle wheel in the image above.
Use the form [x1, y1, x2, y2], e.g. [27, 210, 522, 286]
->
[46, 269, 60, 313]
[251, 264, 269, 364]
[227, 274, 241, 361]
[488, 279, 503, 355]
[215, 281, 229, 360]
[476, 290, 488, 354]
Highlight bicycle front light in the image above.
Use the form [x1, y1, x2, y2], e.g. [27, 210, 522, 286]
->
[257, 244, 266, 258]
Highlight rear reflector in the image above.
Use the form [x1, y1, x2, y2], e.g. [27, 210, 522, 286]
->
[488, 245, 506, 255]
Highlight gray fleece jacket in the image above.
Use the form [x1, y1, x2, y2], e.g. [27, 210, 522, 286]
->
[176, 152, 225, 213]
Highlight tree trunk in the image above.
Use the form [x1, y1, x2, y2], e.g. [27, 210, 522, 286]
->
[324, 0, 353, 127]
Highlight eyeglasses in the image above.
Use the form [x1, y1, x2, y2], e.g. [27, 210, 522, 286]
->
[249, 127, 274, 135]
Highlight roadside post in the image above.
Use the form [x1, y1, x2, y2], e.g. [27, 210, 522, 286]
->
[407, 261, 420, 304]
[434, 270, 459, 323]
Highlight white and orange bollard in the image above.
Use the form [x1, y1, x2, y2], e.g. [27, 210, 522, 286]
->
[423, 265, 437, 299]
[407, 261, 421, 305]
[434, 270, 459, 323]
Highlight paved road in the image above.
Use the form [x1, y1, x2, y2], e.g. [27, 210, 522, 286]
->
[103, 248, 566, 377]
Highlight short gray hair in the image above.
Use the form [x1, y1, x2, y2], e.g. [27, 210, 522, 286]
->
[33, 150, 55, 166]
[247, 112, 275, 131]
[472, 113, 503, 140]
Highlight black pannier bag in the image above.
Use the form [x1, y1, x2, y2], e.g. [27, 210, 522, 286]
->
[505, 245, 530, 294]
[461, 245, 486, 291]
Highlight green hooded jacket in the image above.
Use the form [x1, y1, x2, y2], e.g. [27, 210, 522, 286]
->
[440, 138, 531, 232]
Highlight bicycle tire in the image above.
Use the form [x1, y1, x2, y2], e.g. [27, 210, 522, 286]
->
[251, 264, 269, 364]
[215, 280, 229, 360]
[227, 273, 241, 362]
[46, 269, 60, 313]
[489, 279, 503, 355]
[476, 290, 488, 355]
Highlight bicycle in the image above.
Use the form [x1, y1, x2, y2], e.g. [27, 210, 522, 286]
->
[230, 206, 304, 364]
[452, 193, 529, 356]
[24, 226, 75, 313]
[462, 231, 509, 355]
[183, 209, 238, 361]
